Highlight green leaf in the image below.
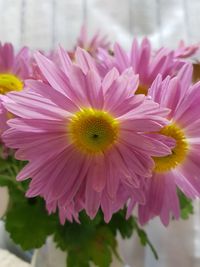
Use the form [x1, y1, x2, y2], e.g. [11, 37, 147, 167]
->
[132, 218, 158, 260]
[0, 175, 15, 188]
[136, 227, 158, 259]
[0, 154, 58, 250]
[67, 249, 90, 267]
[0, 155, 28, 193]
[54, 218, 95, 251]
[5, 192, 57, 250]
[54, 212, 119, 267]
[54, 210, 158, 266]
[178, 191, 194, 219]
[107, 210, 135, 238]
[90, 227, 114, 267]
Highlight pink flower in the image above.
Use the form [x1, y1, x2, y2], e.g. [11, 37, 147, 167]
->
[69, 25, 110, 59]
[97, 38, 179, 95]
[0, 42, 30, 80]
[2, 47, 172, 223]
[136, 63, 200, 226]
[0, 43, 31, 147]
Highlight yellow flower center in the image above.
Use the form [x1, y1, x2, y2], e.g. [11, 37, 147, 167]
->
[69, 108, 119, 154]
[0, 74, 23, 95]
[153, 124, 188, 173]
[135, 84, 148, 95]
[192, 63, 200, 83]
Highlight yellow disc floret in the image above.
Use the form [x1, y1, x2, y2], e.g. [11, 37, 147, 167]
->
[0, 73, 23, 95]
[135, 84, 148, 95]
[153, 124, 188, 173]
[69, 108, 119, 154]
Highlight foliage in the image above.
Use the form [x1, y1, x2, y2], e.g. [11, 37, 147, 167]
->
[0, 154, 194, 266]
[178, 190, 194, 220]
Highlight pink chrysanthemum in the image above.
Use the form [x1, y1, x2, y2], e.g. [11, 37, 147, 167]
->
[135, 63, 200, 226]
[0, 42, 30, 81]
[0, 43, 31, 145]
[98, 38, 180, 95]
[69, 25, 110, 59]
[2, 47, 172, 223]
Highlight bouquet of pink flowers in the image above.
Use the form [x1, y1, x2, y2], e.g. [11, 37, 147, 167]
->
[0, 27, 200, 266]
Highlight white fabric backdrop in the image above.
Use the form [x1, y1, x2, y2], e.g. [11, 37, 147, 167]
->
[0, 0, 200, 50]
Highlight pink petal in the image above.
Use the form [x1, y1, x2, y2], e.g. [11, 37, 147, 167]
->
[75, 47, 97, 74]
[34, 52, 71, 96]
[58, 45, 72, 74]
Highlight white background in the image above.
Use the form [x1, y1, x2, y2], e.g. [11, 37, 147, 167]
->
[0, 0, 200, 51]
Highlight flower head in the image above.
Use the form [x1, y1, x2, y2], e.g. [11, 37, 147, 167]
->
[98, 38, 179, 95]
[135, 63, 200, 226]
[2, 47, 172, 223]
[69, 25, 110, 60]
[0, 43, 30, 82]
[0, 43, 31, 148]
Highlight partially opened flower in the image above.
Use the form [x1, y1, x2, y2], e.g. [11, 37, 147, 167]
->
[2, 47, 172, 223]
[136, 63, 200, 226]
[69, 25, 110, 59]
[98, 38, 179, 95]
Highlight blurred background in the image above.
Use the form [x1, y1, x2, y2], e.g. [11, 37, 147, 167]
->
[0, 0, 200, 51]
[0, 0, 200, 266]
